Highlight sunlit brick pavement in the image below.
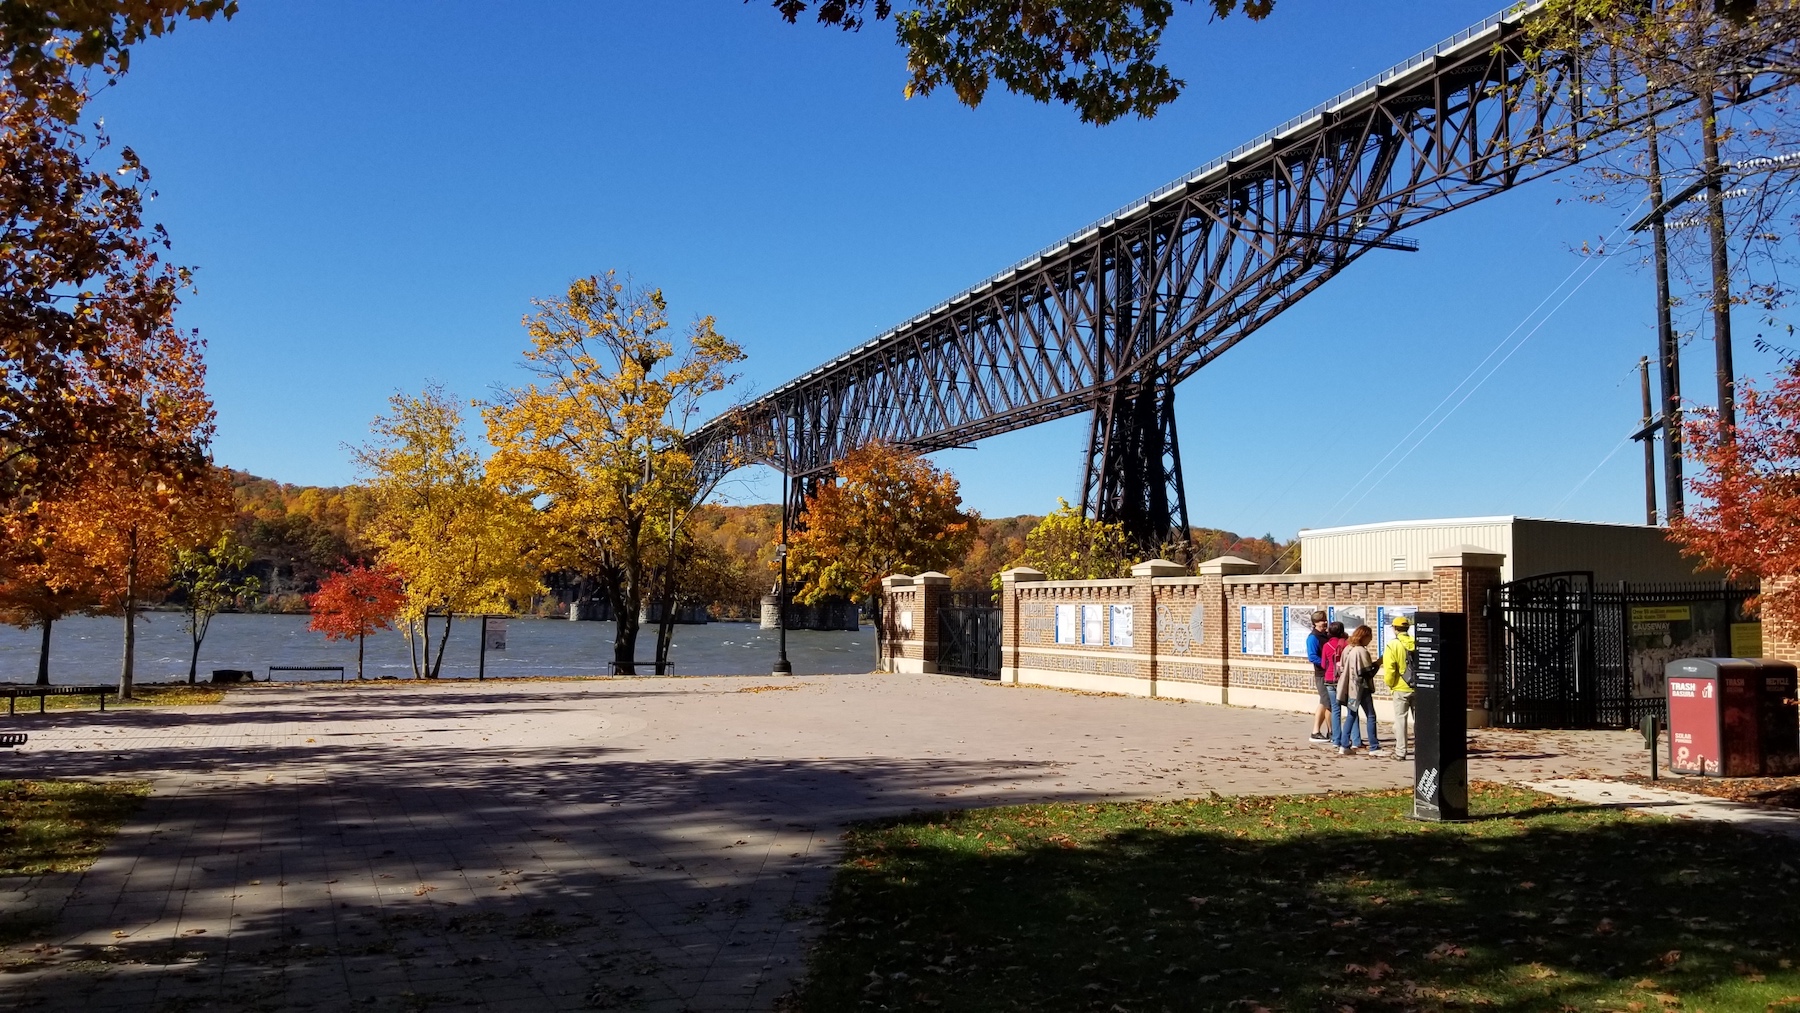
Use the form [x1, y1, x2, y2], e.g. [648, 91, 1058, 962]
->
[0, 673, 1645, 1011]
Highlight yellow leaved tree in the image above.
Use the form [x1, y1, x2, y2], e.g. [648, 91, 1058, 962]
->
[484, 272, 744, 675]
[354, 386, 543, 678]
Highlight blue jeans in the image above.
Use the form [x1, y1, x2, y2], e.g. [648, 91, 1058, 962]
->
[1334, 696, 1361, 748]
[1358, 692, 1382, 751]
[1325, 682, 1342, 741]
[1339, 698, 1375, 752]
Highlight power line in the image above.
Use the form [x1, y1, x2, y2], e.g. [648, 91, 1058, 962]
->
[1320, 200, 1646, 525]
[1549, 435, 1635, 517]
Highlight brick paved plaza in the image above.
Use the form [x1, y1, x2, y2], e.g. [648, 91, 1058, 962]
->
[0, 674, 1645, 1012]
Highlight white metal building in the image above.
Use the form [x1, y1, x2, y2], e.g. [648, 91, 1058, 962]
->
[1298, 516, 1715, 584]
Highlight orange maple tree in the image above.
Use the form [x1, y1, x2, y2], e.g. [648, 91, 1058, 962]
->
[307, 562, 406, 680]
[1669, 358, 1800, 626]
[0, 496, 107, 685]
[787, 441, 977, 605]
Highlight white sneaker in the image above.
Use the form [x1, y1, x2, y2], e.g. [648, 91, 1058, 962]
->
[1369, 748, 1385, 757]
[1336, 747, 1349, 756]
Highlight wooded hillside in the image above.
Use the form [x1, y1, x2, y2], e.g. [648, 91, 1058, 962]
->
[225, 472, 1294, 612]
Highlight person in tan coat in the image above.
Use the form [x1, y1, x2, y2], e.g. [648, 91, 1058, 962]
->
[1334, 626, 1379, 756]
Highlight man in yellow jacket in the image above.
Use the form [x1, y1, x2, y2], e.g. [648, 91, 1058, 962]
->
[1381, 614, 1417, 760]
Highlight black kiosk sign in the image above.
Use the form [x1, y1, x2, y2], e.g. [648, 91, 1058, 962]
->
[1411, 612, 1469, 821]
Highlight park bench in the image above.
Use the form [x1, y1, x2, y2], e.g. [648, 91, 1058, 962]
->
[267, 666, 346, 683]
[0, 685, 116, 715]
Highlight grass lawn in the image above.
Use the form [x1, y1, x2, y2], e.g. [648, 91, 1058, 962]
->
[791, 784, 1800, 1013]
[4, 683, 225, 714]
[0, 780, 149, 875]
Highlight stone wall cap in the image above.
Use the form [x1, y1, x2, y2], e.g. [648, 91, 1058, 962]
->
[1198, 555, 1260, 576]
[1000, 566, 1046, 583]
[880, 574, 915, 588]
[1131, 558, 1187, 577]
[1225, 570, 1434, 585]
[1426, 545, 1507, 568]
[915, 571, 952, 585]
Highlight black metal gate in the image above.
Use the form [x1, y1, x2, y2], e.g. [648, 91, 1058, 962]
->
[1490, 572, 1598, 728]
[1489, 572, 1755, 729]
[938, 591, 1002, 679]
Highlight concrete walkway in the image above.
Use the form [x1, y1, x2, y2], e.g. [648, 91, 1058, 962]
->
[0, 673, 1647, 1012]
[1530, 777, 1800, 840]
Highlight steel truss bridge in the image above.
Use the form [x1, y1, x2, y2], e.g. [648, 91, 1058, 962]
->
[691, 3, 1800, 550]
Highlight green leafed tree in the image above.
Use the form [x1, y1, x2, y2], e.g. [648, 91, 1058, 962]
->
[1005, 498, 1135, 581]
[169, 531, 259, 683]
[769, 0, 1276, 123]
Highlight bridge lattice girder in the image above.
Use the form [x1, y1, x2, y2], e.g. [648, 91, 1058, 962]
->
[692, 5, 1796, 532]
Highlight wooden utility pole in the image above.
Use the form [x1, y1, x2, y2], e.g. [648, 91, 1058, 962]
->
[1699, 83, 1737, 431]
[1640, 356, 1659, 525]
[1646, 116, 1684, 520]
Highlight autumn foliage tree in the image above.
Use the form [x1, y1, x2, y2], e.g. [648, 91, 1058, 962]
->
[0, 493, 107, 685]
[355, 386, 543, 679]
[0, 2, 231, 512]
[307, 562, 406, 680]
[0, 2, 231, 698]
[484, 273, 744, 675]
[1669, 355, 1800, 625]
[787, 442, 977, 605]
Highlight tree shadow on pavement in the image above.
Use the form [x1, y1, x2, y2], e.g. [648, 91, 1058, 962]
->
[0, 741, 1070, 1012]
[790, 785, 1800, 1012]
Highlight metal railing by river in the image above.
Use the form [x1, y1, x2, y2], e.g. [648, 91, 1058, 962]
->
[0, 613, 874, 685]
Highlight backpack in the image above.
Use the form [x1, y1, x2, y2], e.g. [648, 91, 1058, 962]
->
[1402, 642, 1417, 684]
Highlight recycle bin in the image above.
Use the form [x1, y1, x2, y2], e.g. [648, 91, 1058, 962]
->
[1665, 658, 1799, 777]
[1757, 660, 1800, 776]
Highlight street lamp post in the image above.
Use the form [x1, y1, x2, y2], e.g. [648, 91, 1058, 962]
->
[773, 540, 791, 675]
[773, 474, 792, 676]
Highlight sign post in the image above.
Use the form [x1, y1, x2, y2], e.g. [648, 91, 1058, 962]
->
[1411, 611, 1468, 821]
[479, 617, 508, 682]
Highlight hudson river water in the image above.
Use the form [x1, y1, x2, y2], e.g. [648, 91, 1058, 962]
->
[0, 613, 875, 685]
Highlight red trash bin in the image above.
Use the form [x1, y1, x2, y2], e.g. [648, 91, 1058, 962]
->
[1666, 658, 1799, 777]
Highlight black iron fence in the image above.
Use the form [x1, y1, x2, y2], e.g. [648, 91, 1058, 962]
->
[938, 591, 1002, 679]
[1489, 571, 1755, 729]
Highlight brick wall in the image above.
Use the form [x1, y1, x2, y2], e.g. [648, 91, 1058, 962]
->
[911, 547, 1506, 724]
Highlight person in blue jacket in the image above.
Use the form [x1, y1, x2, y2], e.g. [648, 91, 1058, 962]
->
[1305, 611, 1332, 743]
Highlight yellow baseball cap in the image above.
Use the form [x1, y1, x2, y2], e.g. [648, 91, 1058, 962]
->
[1392, 615, 1411, 629]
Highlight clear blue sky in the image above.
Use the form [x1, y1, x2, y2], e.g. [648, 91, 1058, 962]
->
[86, 0, 1788, 540]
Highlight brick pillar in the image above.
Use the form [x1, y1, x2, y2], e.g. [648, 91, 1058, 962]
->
[1198, 556, 1258, 705]
[1764, 576, 1800, 663]
[1426, 545, 1507, 728]
[1000, 567, 1045, 685]
[915, 572, 951, 675]
[878, 575, 913, 673]
[1131, 558, 1186, 697]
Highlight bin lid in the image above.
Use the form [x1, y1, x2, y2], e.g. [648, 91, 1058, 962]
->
[1666, 657, 1799, 678]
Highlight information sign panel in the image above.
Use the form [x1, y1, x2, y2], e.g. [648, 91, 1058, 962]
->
[1411, 611, 1467, 822]
[1282, 605, 1322, 657]
[1240, 605, 1273, 656]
